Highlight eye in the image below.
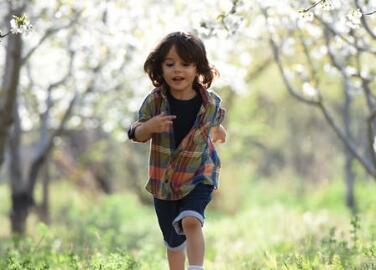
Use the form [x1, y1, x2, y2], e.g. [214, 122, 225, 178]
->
[182, 63, 191, 67]
[165, 62, 174, 67]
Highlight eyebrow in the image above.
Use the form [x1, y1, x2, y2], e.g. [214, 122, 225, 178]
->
[164, 58, 193, 64]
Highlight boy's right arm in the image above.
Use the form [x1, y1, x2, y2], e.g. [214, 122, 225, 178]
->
[131, 113, 176, 143]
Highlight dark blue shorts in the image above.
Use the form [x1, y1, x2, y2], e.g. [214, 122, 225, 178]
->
[153, 183, 214, 251]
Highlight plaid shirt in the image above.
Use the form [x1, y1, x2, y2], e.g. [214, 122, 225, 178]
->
[129, 85, 225, 200]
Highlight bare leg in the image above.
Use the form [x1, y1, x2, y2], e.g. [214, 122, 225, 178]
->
[182, 217, 205, 266]
[167, 248, 185, 270]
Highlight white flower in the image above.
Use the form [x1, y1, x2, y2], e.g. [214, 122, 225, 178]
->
[320, 0, 335, 11]
[10, 18, 19, 34]
[346, 9, 362, 29]
[299, 11, 314, 23]
[256, 0, 274, 9]
[293, 64, 308, 82]
[10, 15, 33, 35]
[302, 82, 318, 97]
[345, 66, 357, 76]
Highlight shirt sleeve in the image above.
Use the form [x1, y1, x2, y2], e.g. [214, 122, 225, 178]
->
[128, 93, 156, 142]
[138, 93, 156, 123]
[210, 91, 226, 127]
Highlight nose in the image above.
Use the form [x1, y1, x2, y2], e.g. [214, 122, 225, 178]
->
[173, 64, 183, 73]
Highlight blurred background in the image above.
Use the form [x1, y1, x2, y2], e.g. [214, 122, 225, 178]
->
[0, 0, 376, 269]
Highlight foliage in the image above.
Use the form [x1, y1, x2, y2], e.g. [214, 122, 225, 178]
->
[1, 1, 376, 267]
[0, 178, 375, 269]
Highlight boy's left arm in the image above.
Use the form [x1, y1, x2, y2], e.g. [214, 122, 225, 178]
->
[209, 91, 226, 143]
[211, 124, 227, 143]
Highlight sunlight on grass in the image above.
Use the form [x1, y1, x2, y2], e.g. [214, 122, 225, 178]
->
[0, 178, 376, 269]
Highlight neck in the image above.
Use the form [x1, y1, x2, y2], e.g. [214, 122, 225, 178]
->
[169, 88, 196, 100]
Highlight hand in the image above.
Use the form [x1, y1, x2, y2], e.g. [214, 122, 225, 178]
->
[145, 112, 176, 133]
[211, 125, 226, 143]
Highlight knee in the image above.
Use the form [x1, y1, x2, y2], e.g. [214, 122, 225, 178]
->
[182, 216, 201, 232]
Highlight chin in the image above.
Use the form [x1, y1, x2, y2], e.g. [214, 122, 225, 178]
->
[170, 84, 187, 91]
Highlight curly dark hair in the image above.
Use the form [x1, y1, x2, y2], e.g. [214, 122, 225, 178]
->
[144, 32, 219, 89]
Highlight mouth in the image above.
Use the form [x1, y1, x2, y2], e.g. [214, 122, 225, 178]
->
[172, 76, 185, 81]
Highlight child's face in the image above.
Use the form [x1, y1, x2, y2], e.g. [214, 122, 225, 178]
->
[162, 45, 198, 96]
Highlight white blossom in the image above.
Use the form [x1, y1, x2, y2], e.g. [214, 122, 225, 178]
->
[344, 66, 357, 77]
[293, 64, 306, 75]
[256, 0, 274, 9]
[320, 0, 335, 11]
[346, 9, 362, 29]
[299, 11, 314, 23]
[236, 0, 253, 13]
[311, 46, 328, 60]
[324, 63, 339, 76]
[360, 67, 369, 79]
[302, 82, 318, 97]
[305, 24, 322, 39]
[223, 15, 244, 33]
[348, 81, 362, 96]
[10, 15, 33, 35]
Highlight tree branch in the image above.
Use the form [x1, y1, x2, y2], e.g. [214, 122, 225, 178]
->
[39, 50, 76, 144]
[262, 8, 321, 106]
[353, 35, 376, 113]
[364, 10, 376, 15]
[0, 31, 11, 38]
[262, 5, 376, 178]
[318, 102, 376, 176]
[246, 56, 273, 81]
[354, 0, 376, 39]
[26, 56, 105, 196]
[323, 28, 347, 77]
[21, 11, 82, 65]
[301, 0, 376, 18]
[27, 92, 78, 194]
[316, 15, 376, 55]
[299, 0, 324, 13]
[297, 27, 320, 88]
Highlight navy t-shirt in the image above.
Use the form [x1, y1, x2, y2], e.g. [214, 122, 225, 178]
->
[167, 89, 202, 148]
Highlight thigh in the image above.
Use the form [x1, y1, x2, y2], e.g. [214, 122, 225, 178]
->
[172, 183, 214, 234]
[180, 183, 214, 215]
[153, 198, 186, 249]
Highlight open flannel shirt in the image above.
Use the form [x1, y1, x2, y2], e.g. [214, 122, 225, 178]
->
[129, 84, 225, 200]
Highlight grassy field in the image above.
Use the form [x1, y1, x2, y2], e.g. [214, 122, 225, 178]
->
[0, 178, 375, 269]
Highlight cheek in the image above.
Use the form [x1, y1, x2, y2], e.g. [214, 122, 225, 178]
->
[192, 68, 198, 77]
[161, 68, 171, 77]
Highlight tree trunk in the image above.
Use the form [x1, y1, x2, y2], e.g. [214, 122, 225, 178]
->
[0, 32, 23, 170]
[343, 79, 356, 211]
[344, 147, 355, 210]
[8, 99, 33, 234]
[39, 161, 50, 224]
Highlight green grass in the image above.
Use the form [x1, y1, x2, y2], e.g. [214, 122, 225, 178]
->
[0, 179, 375, 269]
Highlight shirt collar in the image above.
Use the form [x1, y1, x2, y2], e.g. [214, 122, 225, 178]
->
[158, 84, 214, 111]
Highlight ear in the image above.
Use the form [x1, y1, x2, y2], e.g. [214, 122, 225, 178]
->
[194, 75, 200, 83]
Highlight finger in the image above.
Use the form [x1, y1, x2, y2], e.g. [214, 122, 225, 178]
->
[164, 121, 173, 127]
[163, 124, 172, 132]
[162, 115, 176, 120]
[214, 138, 225, 143]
